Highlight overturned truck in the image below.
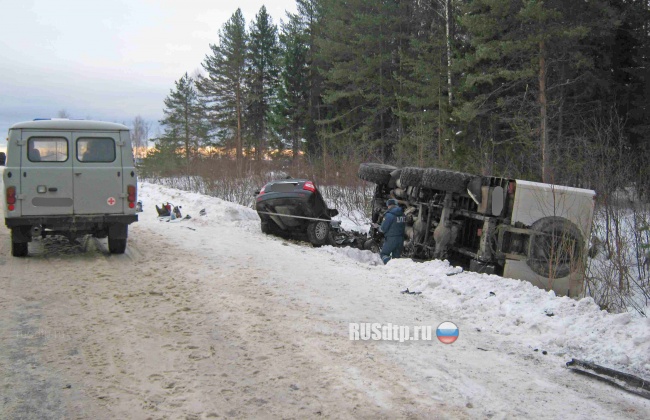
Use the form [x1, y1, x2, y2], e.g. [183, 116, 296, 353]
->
[359, 163, 596, 297]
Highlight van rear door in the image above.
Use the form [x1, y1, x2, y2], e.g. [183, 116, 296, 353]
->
[72, 132, 124, 214]
[19, 131, 74, 216]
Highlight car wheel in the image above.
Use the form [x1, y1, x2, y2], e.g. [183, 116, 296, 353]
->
[364, 239, 380, 253]
[527, 217, 584, 279]
[307, 221, 330, 247]
[421, 168, 475, 193]
[358, 163, 398, 185]
[261, 220, 278, 235]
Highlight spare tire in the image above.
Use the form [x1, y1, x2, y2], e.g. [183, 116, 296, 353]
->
[527, 217, 584, 279]
[399, 167, 425, 188]
[358, 163, 398, 185]
[421, 168, 474, 193]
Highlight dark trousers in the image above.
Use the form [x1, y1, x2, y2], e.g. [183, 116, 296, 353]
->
[381, 235, 404, 264]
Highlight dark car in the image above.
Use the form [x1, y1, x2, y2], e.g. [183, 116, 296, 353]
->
[255, 179, 338, 246]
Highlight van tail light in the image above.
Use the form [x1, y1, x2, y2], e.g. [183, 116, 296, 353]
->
[6, 186, 16, 210]
[303, 181, 316, 192]
[127, 185, 136, 208]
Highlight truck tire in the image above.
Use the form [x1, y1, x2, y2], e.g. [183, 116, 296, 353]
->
[358, 163, 398, 185]
[11, 228, 28, 257]
[399, 167, 425, 188]
[527, 217, 584, 279]
[421, 168, 474, 193]
[108, 224, 128, 254]
[307, 221, 331, 247]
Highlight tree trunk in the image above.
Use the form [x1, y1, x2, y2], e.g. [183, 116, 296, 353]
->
[445, 0, 453, 107]
[236, 86, 243, 162]
[539, 40, 549, 183]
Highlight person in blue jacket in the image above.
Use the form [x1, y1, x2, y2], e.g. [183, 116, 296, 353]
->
[378, 198, 405, 264]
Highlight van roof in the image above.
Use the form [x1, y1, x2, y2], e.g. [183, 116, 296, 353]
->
[10, 119, 129, 131]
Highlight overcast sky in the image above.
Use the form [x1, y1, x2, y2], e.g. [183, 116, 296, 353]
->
[0, 0, 297, 149]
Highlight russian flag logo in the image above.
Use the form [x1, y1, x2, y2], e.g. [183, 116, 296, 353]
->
[436, 321, 459, 344]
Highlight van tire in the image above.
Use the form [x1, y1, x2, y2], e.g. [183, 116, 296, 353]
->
[307, 221, 331, 247]
[108, 238, 127, 254]
[108, 224, 128, 254]
[358, 163, 398, 185]
[11, 238, 28, 257]
[11, 228, 28, 257]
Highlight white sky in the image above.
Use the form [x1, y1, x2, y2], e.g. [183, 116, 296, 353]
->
[0, 0, 297, 147]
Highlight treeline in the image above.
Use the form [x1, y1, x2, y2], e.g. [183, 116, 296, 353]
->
[147, 0, 650, 195]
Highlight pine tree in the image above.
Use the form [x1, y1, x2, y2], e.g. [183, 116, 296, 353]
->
[197, 9, 248, 161]
[319, 0, 408, 161]
[272, 12, 310, 160]
[393, 0, 450, 166]
[296, 0, 326, 159]
[158, 73, 205, 168]
[455, 0, 616, 181]
[247, 6, 281, 160]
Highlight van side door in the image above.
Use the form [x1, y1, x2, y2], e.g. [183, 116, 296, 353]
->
[72, 132, 124, 214]
[19, 131, 74, 216]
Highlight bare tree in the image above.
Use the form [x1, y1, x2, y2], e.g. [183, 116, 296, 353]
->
[131, 116, 151, 159]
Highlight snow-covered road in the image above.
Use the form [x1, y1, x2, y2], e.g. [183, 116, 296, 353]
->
[1, 182, 648, 419]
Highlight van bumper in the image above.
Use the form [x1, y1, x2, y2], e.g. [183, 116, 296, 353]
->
[5, 214, 138, 229]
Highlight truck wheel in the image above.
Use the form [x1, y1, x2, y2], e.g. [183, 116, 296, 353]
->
[527, 217, 584, 279]
[11, 228, 28, 257]
[307, 221, 331, 247]
[399, 167, 425, 188]
[421, 168, 474, 193]
[358, 163, 398, 185]
[108, 225, 128, 254]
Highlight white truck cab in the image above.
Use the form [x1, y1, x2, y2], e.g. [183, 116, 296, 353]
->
[3, 119, 138, 256]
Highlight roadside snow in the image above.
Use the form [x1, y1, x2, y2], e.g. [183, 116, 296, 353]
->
[139, 181, 650, 379]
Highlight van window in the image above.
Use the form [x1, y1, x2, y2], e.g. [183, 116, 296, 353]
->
[28, 137, 68, 162]
[78, 138, 116, 162]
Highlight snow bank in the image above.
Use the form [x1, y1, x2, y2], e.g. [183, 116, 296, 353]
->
[138, 181, 650, 378]
[139, 182, 259, 225]
[385, 258, 650, 376]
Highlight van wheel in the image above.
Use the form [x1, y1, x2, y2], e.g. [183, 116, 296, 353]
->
[108, 238, 127, 254]
[11, 228, 28, 257]
[108, 224, 128, 254]
[307, 221, 331, 247]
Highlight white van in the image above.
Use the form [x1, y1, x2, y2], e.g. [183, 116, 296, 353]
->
[2, 119, 138, 256]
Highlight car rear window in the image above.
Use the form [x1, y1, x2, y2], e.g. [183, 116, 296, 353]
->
[27, 137, 68, 162]
[77, 138, 116, 162]
[266, 182, 302, 193]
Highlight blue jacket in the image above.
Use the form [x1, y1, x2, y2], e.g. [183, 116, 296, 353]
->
[380, 206, 405, 238]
